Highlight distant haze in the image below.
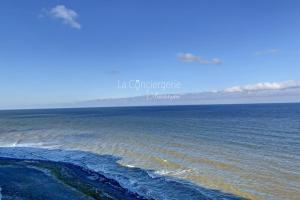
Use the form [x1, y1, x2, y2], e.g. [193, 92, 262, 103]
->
[65, 88, 300, 108]
[1, 80, 300, 110]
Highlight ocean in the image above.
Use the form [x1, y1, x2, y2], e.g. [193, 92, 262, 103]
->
[0, 104, 299, 200]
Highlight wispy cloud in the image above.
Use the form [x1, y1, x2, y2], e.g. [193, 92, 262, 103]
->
[178, 53, 222, 65]
[224, 80, 300, 93]
[255, 48, 279, 56]
[49, 5, 81, 29]
[106, 70, 120, 75]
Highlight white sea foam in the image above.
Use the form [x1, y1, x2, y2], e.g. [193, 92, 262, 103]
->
[154, 169, 192, 176]
[124, 164, 136, 168]
[0, 142, 59, 149]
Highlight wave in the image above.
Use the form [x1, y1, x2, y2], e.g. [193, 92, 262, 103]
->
[0, 142, 59, 149]
[0, 147, 247, 200]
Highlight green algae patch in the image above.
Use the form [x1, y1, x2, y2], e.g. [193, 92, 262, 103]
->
[34, 162, 109, 200]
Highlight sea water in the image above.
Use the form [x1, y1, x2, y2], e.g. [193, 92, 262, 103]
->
[0, 104, 299, 200]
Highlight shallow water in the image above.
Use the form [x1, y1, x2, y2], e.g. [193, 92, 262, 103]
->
[0, 104, 299, 200]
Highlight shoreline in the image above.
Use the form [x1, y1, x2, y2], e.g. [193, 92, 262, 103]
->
[0, 157, 149, 200]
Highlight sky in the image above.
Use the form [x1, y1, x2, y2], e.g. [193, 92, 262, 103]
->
[0, 0, 300, 108]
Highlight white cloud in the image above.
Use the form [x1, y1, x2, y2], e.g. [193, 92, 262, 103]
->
[255, 48, 279, 56]
[178, 53, 222, 65]
[49, 5, 81, 29]
[224, 80, 300, 93]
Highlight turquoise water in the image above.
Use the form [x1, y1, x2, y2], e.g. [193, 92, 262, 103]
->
[0, 104, 299, 200]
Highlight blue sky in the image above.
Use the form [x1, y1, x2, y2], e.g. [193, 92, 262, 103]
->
[0, 0, 300, 108]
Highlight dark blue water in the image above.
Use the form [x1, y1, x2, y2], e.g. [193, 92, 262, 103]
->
[0, 103, 299, 200]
